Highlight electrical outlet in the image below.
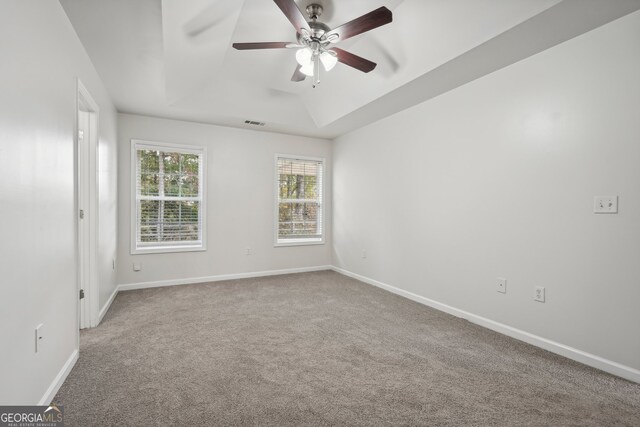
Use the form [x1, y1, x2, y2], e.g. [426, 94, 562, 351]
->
[497, 278, 507, 293]
[593, 196, 618, 214]
[361, 250, 367, 259]
[133, 263, 141, 272]
[35, 324, 44, 353]
[534, 286, 545, 302]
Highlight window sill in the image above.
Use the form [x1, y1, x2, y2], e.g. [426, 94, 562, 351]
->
[131, 244, 206, 255]
[274, 238, 324, 247]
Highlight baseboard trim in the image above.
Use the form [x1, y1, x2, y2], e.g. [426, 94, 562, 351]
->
[118, 265, 332, 291]
[38, 349, 79, 405]
[331, 266, 640, 384]
[97, 286, 119, 325]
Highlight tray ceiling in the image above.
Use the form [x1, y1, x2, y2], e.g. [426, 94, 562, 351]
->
[60, 0, 640, 138]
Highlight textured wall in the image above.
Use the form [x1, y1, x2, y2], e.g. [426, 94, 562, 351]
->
[333, 12, 640, 371]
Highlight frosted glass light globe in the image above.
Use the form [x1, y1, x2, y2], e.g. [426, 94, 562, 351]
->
[320, 52, 337, 71]
[295, 47, 312, 66]
[300, 62, 315, 77]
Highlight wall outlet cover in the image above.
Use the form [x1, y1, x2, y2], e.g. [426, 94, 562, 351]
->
[593, 196, 618, 214]
[534, 286, 546, 302]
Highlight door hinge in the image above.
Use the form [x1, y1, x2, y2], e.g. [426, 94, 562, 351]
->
[79, 209, 85, 219]
[79, 289, 85, 300]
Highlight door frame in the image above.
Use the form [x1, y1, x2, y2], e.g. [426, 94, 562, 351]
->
[76, 78, 100, 331]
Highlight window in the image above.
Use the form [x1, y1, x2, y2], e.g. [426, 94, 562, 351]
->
[275, 155, 324, 246]
[131, 140, 206, 254]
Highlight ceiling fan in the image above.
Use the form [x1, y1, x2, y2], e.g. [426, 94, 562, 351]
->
[232, 0, 392, 87]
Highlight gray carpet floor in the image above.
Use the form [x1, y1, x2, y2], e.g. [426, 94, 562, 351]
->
[55, 271, 640, 426]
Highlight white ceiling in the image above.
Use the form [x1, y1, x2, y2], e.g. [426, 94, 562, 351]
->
[60, 0, 640, 139]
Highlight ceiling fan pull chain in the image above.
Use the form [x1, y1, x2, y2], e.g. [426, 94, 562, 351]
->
[313, 56, 321, 87]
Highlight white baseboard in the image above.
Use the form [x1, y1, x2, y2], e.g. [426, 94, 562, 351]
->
[331, 266, 640, 384]
[39, 349, 79, 406]
[97, 286, 119, 325]
[118, 265, 332, 292]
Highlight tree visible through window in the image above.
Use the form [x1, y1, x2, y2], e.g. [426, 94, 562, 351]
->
[276, 156, 324, 244]
[132, 140, 205, 253]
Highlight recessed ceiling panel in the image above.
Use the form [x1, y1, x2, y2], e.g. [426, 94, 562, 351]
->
[300, 0, 562, 127]
[162, 0, 245, 104]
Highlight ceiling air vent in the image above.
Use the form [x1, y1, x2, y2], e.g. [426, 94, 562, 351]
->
[244, 120, 266, 126]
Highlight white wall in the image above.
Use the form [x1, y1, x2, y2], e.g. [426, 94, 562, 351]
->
[117, 114, 332, 286]
[0, 1, 118, 404]
[333, 11, 640, 372]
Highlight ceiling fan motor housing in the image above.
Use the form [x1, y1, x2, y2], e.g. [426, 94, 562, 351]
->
[297, 20, 330, 43]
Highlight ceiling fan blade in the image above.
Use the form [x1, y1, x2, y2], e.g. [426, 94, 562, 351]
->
[291, 64, 306, 82]
[326, 7, 392, 42]
[332, 48, 377, 73]
[232, 42, 291, 50]
[273, 0, 311, 34]
[184, 1, 237, 38]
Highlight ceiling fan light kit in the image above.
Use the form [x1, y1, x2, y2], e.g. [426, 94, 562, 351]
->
[296, 48, 337, 78]
[232, 0, 393, 88]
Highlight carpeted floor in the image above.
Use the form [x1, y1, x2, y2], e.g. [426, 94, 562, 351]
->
[55, 271, 640, 426]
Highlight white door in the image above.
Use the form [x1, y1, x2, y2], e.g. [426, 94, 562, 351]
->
[77, 80, 99, 330]
[78, 110, 90, 329]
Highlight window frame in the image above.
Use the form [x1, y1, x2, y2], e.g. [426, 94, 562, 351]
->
[130, 139, 207, 255]
[274, 154, 325, 247]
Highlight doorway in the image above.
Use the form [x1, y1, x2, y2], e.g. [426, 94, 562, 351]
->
[76, 79, 99, 330]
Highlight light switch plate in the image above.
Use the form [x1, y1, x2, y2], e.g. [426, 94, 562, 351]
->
[593, 196, 618, 214]
[35, 323, 44, 353]
[497, 278, 507, 293]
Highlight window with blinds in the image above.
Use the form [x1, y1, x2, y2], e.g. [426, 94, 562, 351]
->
[131, 140, 206, 253]
[275, 155, 324, 245]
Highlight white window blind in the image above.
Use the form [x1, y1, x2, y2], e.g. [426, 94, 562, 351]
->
[132, 140, 205, 253]
[276, 156, 324, 245]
